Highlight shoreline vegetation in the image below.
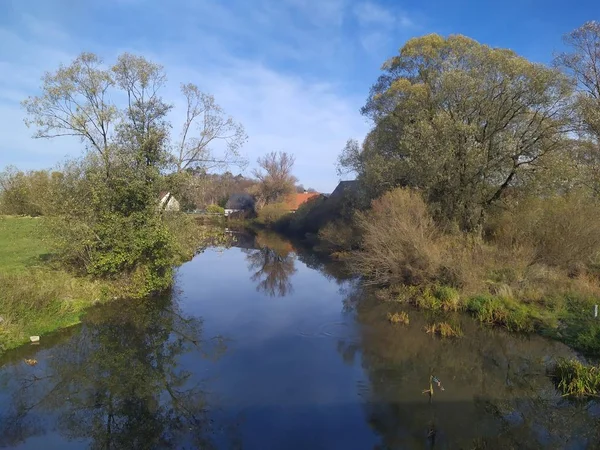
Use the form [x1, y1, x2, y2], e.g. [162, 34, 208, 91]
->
[264, 26, 600, 396]
[0, 215, 222, 354]
[4, 23, 600, 398]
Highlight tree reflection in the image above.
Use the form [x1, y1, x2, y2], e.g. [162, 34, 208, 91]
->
[244, 231, 297, 297]
[0, 296, 232, 449]
[337, 286, 600, 449]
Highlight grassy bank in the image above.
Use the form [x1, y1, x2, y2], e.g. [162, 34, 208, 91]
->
[0, 215, 217, 355]
[0, 216, 113, 353]
[375, 281, 600, 355]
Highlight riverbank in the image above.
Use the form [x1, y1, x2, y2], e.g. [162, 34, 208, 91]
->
[0, 215, 220, 355]
[0, 216, 115, 353]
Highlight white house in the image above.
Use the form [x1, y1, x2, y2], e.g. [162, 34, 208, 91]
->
[159, 192, 180, 211]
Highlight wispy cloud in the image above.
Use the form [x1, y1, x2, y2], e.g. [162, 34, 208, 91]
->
[353, 1, 396, 27]
[352, 1, 418, 54]
[0, 0, 374, 192]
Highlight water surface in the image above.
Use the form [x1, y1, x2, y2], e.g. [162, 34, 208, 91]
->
[1, 231, 598, 449]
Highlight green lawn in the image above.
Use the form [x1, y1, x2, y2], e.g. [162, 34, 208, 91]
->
[0, 216, 50, 273]
[0, 216, 109, 355]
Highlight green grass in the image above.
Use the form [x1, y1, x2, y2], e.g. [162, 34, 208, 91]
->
[0, 216, 51, 273]
[553, 358, 600, 398]
[0, 216, 111, 354]
[382, 280, 600, 356]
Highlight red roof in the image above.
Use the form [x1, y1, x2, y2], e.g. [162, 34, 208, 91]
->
[284, 192, 319, 211]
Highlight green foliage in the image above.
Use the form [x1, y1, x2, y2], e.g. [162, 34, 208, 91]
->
[553, 358, 600, 398]
[0, 269, 109, 353]
[206, 204, 225, 214]
[0, 167, 60, 216]
[256, 202, 289, 226]
[348, 33, 574, 230]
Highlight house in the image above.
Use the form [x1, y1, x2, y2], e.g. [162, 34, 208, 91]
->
[284, 191, 320, 212]
[328, 180, 359, 201]
[159, 192, 180, 211]
[225, 193, 255, 217]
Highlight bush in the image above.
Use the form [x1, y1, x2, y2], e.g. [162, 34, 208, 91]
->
[491, 194, 600, 270]
[317, 219, 360, 252]
[256, 202, 289, 226]
[351, 187, 443, 285]
[206, 204, 225, 215]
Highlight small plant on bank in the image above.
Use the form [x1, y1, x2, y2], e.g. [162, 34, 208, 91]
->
[434, 285, 462, 311]
[466, 294, 535, 333]
[425, 322, 463, 338]
[553, 358, 600, 398]
[387, 311, 410, 325]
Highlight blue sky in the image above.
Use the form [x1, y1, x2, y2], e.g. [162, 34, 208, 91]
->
[0, 0, 597, 193]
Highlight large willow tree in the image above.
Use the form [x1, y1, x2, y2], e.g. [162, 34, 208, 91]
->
[340, 34, 574, 230]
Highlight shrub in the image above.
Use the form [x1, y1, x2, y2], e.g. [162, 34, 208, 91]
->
[351, 187, 443, 285]
[317, 219, 360, 252]
[387, 311, 410, 325]
[492, 194, 600, 270]
[206, 204, 225, 215]
[553, 358, 600, 398]
[256, 202, 289, 226]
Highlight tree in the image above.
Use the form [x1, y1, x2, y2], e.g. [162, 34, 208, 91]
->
[176, 83, 247, 172]
[22, 53, 117, 171]
[251, 151, 297, 207]
[554, 22, 600, 195]
[344, 34, 574, 230]
[21, 52, 247, 293]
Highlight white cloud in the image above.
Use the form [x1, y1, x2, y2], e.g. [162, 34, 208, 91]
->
[0, 3, 369, 192]
[352, 1, 417, 54]
[353, 1, 395, 27]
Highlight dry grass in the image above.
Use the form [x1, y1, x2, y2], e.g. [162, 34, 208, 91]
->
[387, 311, 410, 325]
[425, 322, 463, 338]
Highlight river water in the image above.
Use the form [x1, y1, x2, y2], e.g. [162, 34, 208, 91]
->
[1, 230, 599, 449]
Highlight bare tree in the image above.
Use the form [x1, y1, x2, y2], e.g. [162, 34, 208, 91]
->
[176, 83, 248, 172]
[251, 151, 297, 207]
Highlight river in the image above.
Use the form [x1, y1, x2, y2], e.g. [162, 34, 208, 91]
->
[1, 230, 599, 449]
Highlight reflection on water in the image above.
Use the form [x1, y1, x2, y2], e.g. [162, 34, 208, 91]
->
[0, 297, 230, 449]
[0, 229, 599, 449]
[244, 232, 297, 298]
[338, 289, 600, 449]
